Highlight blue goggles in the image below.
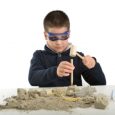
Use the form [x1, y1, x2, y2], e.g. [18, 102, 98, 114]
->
[47, 31, 69, 41]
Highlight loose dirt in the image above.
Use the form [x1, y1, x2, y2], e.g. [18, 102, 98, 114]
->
[0, 86, 109, 111]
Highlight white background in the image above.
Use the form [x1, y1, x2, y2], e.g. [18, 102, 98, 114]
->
[0, 0, 115, 88]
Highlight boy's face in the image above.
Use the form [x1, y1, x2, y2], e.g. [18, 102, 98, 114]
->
[44, 27, 70, 53]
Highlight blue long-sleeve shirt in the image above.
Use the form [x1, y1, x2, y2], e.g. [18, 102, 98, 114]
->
[28, 45, 106, 87]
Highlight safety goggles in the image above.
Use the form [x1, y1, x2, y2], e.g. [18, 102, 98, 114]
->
[47, 31, 69, 41]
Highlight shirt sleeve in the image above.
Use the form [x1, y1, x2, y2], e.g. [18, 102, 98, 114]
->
[28, 51, 58, 87]
[78, 52, 106, 85]
[81, 61, 106, 85]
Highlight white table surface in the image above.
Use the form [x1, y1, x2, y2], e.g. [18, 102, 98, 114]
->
[0, 85, 115, 115]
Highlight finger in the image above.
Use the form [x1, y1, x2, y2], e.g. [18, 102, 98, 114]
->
[59, 68, 72, 76]
[59, 71, 70, 77]
[82, 56, 91, 64]
[63, 61, 74, 67]
[63, 68, 73, 73]
[64, 65, 75, 71]
[81, 55, 96, 69]
[61, 62, 75, 69]
[63, 73, 70, 76]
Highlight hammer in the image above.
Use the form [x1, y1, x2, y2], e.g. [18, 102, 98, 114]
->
[69, 44, 84, 85]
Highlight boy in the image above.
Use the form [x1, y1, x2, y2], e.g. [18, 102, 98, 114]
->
[28, 10, 106, 87]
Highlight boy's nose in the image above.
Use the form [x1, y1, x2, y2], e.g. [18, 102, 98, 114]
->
[55, 40, 62, 45]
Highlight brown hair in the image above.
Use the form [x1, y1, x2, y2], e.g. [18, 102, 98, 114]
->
[43, 10, 70, 32]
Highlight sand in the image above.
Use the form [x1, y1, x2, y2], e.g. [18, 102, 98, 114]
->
[0, 86, 109, 111]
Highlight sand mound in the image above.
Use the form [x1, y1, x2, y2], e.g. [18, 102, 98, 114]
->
[0, 86, 109, 111]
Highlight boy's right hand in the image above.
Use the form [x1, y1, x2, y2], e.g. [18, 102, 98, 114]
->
[57, 61, 75, 77]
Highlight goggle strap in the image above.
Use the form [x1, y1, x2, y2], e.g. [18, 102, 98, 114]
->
[48, 31, 69, 36]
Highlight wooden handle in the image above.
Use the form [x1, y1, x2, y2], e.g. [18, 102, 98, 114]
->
[71, 59, 73, 85]
[76, 52, 84, 60]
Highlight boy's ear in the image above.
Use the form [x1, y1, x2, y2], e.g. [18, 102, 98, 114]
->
[44, 32, 48, 40]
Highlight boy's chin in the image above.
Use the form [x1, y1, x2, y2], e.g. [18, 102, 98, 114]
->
[55, 49, 65, 53]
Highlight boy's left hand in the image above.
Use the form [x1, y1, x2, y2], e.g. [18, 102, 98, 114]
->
[82, 55, 96, 69]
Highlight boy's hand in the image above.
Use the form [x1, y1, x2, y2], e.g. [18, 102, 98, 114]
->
[57, 61, 75, 77]
[82, 55, 96, 69]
